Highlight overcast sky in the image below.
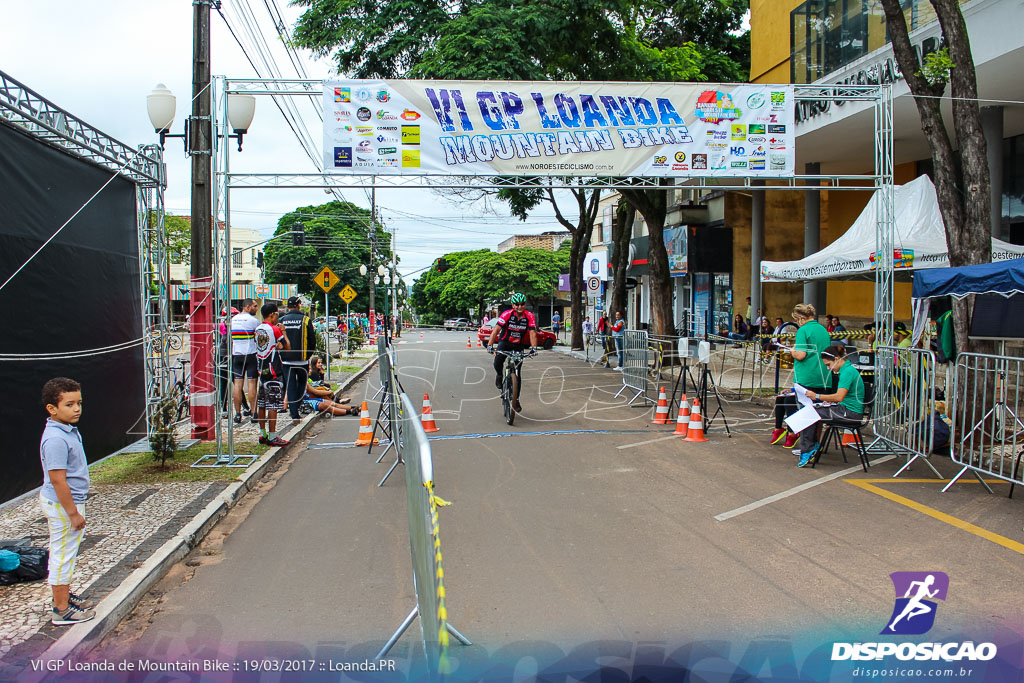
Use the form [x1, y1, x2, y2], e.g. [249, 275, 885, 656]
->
[1, 0, 570, 282]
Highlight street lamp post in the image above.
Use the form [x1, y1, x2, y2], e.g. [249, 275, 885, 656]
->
[147, 82, 255, 440]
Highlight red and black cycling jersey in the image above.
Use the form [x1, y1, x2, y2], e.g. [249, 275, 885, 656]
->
[494, 308, 536, 345]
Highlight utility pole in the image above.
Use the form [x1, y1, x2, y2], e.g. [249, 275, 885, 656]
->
[368, 185, 376, 339]
[190, 0, 215, 440]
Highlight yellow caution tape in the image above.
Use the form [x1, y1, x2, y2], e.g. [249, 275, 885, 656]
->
[424, 481, 451, 674]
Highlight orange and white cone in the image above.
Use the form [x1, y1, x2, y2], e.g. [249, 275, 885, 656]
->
[354, 401, 377, 446]
[672, 394, 691, 435]
[477, 338, 483, 347]
[684, 398, 708, 442]
[842, 432, 858, 446]
[651, 386, 670, 424]
[420, 393, 440, 433]
[420, 331, 424, 338]
[466, 337, 472, 348]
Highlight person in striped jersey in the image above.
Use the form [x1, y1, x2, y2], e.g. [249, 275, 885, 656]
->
[231, 298, 260, 424]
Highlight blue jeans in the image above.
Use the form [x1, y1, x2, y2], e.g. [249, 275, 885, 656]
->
[614, 336, 624, 367]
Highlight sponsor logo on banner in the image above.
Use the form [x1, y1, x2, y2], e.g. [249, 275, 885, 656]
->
[357, 140, 373, 152]
[731, 124, 746, 140]
[770, 154, 786, 170]
[730, 146, 745, 155]
[400, 109, 421, 121]
[355, 160, 376, 168]
[376, 109, 397, 120]
[750, 146, 766, 157]
[355, 87, 372, 102]
[691, 153, 707, 170]
[731, 160, 748, 168]
[870, 247, 916, 270]
[401, 125, 421, 144]
[756, 113, 780, 123]
[749, 158, 765, 170]
[711, 154, 728, 170]
[769, 139, 786, 149]
[334, 87, 350, 103]
[748, 123, 766, 134]
[747, 136, 765, 143]
[380, 157, 399, 167]
[746, 92, 766, 109]
[356, 126, 375, 136]
[768, 124, 787, 134]
[376, 133, 398, 143]
[402, 149, 420, 167]
[377, 146, 397, 155]
[334, 111, 351, 120]
[672, 163, 688, 171]
[355, 155, 374, 163]
[706, 129, 728, 140]
[376, 90, 390, 103]
[652, 155, 668, 167]
[333, 147, 352, 168]
[771, 91, 786, 108]
[378, 125, 398, 132]
[706, 142, 727, 149]
[694, 90, 742, 124]
[356, 107, 372, 121]
[332, 131, 353, 144]
[674, 152, 686, 163]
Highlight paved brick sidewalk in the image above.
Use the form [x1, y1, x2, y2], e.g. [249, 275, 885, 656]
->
[0, 348, 379, 680]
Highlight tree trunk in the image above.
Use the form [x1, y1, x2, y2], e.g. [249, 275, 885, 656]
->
[620, 183, 673, 338]
[547, 184, 600, 350]
[611, 202, 633, 317]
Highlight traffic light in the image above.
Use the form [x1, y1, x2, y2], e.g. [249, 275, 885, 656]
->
[436, 257, 449, 273]
[292, 222, 305, 246]
[256, 250, 264, 269]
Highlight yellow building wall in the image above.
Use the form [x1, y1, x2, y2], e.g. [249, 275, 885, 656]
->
[750, 0, 803, 83]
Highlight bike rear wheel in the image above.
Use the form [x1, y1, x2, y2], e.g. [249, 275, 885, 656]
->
[168, 334, 182, 351]
[503, 371, 519, 426]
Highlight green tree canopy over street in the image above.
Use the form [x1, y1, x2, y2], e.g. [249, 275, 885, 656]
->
[263, 200, 396, 312]
[410, 244, 569, 321]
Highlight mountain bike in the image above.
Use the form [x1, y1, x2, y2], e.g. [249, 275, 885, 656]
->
[493, 347, 535, 426]
[168, 358, 191, 422]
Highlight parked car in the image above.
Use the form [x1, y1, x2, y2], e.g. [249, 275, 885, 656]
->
[477, 325, 557, 350]
[444, 317, 474, 331]
[313, 316, 339, 331]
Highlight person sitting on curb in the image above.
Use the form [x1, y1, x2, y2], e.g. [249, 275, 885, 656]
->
[303, 377, 358, 416]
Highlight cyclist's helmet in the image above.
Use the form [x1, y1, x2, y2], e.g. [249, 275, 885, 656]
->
[510, 292, 526, 305]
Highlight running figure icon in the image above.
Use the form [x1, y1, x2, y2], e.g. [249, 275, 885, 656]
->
[882, 571, 949, 635]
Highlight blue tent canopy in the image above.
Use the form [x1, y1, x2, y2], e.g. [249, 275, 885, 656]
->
[912, 257, 1024, 299]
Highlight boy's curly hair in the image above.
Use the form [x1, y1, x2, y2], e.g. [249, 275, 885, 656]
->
[42, 377, 81, 409]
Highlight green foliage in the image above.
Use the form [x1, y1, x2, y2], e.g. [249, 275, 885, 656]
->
[418, 312, 443, 326]
[263, 201, 393, 310]
[148, 397, 178, 468]
[347, 324, 365, 352]
[147, 211, 191, 265]
[920, 47, 955, 87]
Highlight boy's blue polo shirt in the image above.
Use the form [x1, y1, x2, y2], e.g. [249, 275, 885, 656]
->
[40, 418, 90, 504]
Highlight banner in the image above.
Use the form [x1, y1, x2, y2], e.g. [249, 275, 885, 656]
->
[323, 81, 795, 177]
[664, 225, 688, 277]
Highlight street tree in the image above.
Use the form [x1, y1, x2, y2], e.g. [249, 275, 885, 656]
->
[263, 201, 392, 312]
[472, 244, 570, 309]
[877, 0, 991, 353]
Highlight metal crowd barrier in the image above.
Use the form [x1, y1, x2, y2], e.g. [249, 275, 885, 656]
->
[614, 329, 649, 405]
[375, 366, 470, 672]
[868, 345, 941, 478]
[943, 351, 1024, 494]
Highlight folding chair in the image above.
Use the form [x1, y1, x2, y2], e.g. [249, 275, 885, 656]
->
[815, 384, 874, 472]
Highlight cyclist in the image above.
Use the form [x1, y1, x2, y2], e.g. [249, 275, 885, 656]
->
[487, 293, 538, 409]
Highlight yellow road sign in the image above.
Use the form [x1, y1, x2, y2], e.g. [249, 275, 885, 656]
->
[314, 266, 339, 293]
[339, 284, 357, 303]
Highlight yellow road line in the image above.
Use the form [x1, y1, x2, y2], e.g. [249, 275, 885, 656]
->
[856, 478, 1007, 484]
[845, 480, 1024, 555]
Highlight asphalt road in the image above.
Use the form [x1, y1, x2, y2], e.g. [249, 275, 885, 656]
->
[93, 329, 1024, 679]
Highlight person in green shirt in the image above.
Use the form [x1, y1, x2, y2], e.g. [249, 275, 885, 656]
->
[796, 345, 866, 467]
[770, 303, 833, 450]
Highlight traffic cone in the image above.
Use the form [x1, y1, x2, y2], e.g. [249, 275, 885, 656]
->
[420, 331, 424, 338]
[651, 386, 670, 424]
[672, 395, 691, 435]
[477, 338, 483, 347]
[354, 401, 377, 446]
[466, 337, 472, 348]
[842, 432, 858, 446]
[420, 393, 440, 433]
[684, 398, 708, 442]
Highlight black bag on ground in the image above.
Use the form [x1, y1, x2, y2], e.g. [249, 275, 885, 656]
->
[0, 544, 49, 585]
[914, 411, 951, 455]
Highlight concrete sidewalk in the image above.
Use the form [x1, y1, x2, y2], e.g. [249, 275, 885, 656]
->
[0, 351, 379, 681]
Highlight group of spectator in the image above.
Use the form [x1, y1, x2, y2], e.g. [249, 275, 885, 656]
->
[582, 311, 626, 369]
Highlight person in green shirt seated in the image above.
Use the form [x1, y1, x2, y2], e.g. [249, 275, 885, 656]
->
[795, 344, 866, 467]
[770, 303, 833, 450]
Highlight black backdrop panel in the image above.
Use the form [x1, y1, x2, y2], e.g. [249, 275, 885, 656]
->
[969, 294, 1024, 339]
[0, 122, 144, 502]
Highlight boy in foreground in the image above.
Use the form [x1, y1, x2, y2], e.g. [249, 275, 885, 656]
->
[39, 377, 96, 625]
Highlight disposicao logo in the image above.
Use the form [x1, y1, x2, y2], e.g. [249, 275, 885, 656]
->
[832, 571, 997, 663]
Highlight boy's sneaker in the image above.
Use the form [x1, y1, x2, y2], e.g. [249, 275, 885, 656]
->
[52, 604, 95, 626]
[770, 428, 788, 445]
[269, 437, 290, 447]
[797, 444, 820, 468]
[233, 414, 242, 425]
[258, 436, 271, 445]
[783, 432, 799, 449]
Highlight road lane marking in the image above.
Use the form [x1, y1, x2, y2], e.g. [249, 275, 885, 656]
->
[617, 435, 683, 449]
[713, 456, 896, 521]
[845, 479, 1024, 555]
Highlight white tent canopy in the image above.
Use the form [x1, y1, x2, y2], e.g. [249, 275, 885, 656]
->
[760, 175, 1024, 282]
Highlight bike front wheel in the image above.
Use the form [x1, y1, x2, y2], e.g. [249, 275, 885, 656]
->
[503, 372, 519, 426]
[168, 334, 182, 351]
